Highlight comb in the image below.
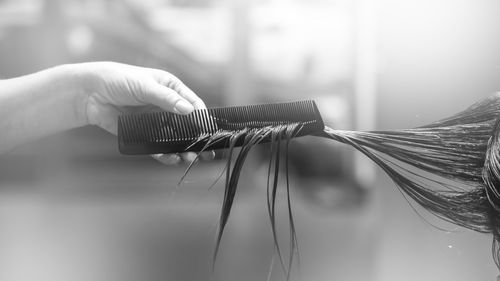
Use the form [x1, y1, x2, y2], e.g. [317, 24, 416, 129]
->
[118, 100, 324, 155]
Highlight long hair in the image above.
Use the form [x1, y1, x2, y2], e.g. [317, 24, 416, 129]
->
[188, 93, 500, 277]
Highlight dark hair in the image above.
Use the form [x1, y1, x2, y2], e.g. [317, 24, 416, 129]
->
[190, 93, 500, 278]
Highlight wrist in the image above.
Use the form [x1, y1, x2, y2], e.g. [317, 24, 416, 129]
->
[54, 63, 100, 128]
[0, 63, 100, 152]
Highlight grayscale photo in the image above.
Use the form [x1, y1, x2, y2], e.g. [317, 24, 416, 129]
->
[0, 0, 499, 280]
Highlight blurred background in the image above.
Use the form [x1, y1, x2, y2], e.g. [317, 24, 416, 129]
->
[1, 0, 500, 280]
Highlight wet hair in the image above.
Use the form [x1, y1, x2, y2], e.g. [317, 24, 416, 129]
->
[189, 93, 500, 278]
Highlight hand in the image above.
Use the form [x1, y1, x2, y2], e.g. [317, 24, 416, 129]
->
[79, 62, 211, 165]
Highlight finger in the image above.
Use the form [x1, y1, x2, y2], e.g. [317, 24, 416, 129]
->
[86, 95, 121, 135]
[153, 71, 206, 110]
[199, 150, 216, 161]
[139, 82, 194, 114]
[179, 152, 198, 163]
[152, 153, 182, 165]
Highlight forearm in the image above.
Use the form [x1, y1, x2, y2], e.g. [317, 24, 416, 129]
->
[0, 64, 90, 153]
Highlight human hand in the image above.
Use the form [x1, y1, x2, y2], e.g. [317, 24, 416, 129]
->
[77, 62, 212, 165]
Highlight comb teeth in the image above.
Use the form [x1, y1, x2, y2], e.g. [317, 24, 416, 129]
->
[118, 100, 324, 154]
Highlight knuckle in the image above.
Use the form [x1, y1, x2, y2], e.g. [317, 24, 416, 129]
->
[194, 98, 206, 108]
[165, 75, 183, 91]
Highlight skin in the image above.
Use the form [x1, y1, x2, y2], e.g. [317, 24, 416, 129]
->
[0, 61, 210, 164]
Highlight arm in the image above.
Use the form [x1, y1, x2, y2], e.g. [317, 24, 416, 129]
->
[0, 64, 89, 152]
[0, 62, 205, 162]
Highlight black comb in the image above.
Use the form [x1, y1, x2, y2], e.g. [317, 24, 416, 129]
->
[118, 100, 324, 155]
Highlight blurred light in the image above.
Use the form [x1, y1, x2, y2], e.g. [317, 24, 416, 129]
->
[66, 25, 94, 56]
[251, 1, 353, 84]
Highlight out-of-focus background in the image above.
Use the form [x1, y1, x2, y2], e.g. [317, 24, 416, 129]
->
[1, 0, 500, 280]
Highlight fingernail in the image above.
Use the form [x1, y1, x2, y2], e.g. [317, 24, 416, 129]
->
[174, 100, 194, 114]
[200, 151, 216, 161]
